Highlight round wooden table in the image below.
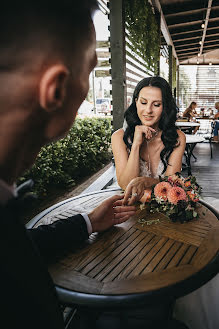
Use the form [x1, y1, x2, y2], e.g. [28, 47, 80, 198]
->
[27, 188, 219, 314]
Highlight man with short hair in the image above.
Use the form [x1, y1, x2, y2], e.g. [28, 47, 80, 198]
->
[0, 2, 136, 328]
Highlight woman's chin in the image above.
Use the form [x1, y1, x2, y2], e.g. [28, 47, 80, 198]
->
[142, 121, 158, 129]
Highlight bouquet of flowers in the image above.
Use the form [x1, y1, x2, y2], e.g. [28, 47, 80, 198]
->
[142, 173, 202, 223]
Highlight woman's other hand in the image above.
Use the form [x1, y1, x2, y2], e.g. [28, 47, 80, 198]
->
[140, 188, 152, 203]
[123, 177, 158, 205]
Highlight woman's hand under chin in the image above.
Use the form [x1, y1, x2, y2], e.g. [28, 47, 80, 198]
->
[133, 125, 156, 147]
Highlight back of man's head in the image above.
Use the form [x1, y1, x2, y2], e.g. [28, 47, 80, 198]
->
[0, 0, 98, 71]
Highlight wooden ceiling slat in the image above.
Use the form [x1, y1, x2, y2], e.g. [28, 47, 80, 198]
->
[168, 20, 203, 29]
[175, 41, 201, 48]
[158, 0, 219, 62]
[168, 16, 219, 30]
[165, 6, 207, 18]
[177, 47, 200, 54]
[160, 0, 209, 16]
[177, 50, 200, 57]
[203, 43, 219, 49]
[166, 12, 206, 26]
[165, 5, 219, 18]
[171, 25, 219, 37]
[173, 35, 201, 43]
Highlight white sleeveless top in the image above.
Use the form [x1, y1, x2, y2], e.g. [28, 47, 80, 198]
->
[122, 125, 165, 178]
[139, 158, 164, 178]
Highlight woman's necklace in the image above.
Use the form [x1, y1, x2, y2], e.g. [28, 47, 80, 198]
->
[146, 140, 151, 174]
[146, 128, 160, 176]
[148, 128, 160, 142]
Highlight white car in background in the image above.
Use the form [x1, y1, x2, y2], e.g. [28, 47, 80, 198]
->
[77, 100, 94, 117]
[96, 98, 112, 115]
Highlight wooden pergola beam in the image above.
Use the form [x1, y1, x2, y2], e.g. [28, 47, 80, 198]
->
[109, 0, 126, 131]
[151, 0, 178, 62]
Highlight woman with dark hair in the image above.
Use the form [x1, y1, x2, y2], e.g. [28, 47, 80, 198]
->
[112, 76, 186, 202]
[183, 101, 197, 119]
[183, 101, 199, 134]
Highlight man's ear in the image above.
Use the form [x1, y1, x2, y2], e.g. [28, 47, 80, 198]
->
[39, 65, 69, 112]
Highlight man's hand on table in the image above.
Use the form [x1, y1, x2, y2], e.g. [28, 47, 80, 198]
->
[123, 177, 158, 205]
[88, 194, 136, 233]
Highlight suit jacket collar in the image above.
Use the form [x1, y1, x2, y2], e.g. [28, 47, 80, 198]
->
[0, 179, 16, 205]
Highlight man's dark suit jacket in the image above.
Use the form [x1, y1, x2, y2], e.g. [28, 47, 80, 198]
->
[0, 200, 89, 329]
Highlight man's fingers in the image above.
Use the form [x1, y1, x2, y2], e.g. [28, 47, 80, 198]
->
[105, 194, 124, 205]
[114, 214, 135, 224]
[114, 205, 136, 213]
[114, 210, 136, 219]
[113, 199, 126, 206]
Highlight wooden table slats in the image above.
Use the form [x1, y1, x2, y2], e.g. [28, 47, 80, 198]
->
[32, 189, 219, 297]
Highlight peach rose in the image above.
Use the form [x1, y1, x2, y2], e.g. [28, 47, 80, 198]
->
[167, 186, 187, 205]
[154, 182, 172, 201]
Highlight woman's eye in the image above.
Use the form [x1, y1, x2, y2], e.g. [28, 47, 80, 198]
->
[154, 103, 161, 107]
[141, 101, 147, 105]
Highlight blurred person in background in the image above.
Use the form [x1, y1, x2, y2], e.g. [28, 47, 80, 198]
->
[213, 101, 219, 141]
[183, 101, 197, 120]
[183, 102, 199, 134]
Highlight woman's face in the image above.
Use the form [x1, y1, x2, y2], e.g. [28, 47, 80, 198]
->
[136, 86, 163, 128]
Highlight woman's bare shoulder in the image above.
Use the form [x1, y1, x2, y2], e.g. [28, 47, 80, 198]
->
[111, 128, 124, 141]
[177, 129, 186, 143]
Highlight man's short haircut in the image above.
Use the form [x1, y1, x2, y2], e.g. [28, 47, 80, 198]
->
[0, 0, 98, 70]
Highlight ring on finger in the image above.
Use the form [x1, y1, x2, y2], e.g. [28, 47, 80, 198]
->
[132, 192, 138, 197]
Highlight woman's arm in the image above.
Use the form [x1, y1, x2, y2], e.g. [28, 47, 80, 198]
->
[123, 129, 186, 205]
[111, 126, 155, 190]
[165, 129, 186, 176]
[214, 112, 219, 120]
[111, 129, 140, 190]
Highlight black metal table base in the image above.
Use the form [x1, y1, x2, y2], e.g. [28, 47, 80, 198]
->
[184, 142, 198, 176]
[66, 301, 190, 329]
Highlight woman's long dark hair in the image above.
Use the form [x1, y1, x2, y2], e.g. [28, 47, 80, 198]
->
[188, 101, 197, 110]
[123, 76, 179, 173]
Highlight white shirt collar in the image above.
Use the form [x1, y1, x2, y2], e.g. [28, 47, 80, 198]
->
[0, 179, 17, 205]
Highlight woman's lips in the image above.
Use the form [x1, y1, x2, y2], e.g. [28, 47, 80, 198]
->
[143, 116, 153, 121]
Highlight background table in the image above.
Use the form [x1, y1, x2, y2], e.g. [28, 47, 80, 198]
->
[176, 122, 200, 135]
[28, 188, 219, 314]
[176, 122, 200, 127]
[184, 134, 205, 175]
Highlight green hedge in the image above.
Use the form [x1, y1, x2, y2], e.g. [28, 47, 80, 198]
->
[18, 117, 112, 197]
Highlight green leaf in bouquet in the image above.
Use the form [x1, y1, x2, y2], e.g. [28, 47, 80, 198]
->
[185, 210, 194, 220]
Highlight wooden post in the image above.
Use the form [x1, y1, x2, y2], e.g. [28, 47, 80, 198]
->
[176, 65, 180, 107]
[109, 0, 126, 132]
[155, 7, 161, 76]
[168, 45, 173, 90]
